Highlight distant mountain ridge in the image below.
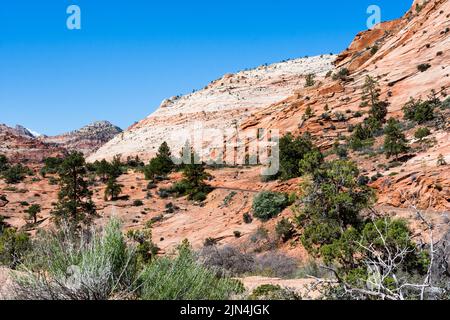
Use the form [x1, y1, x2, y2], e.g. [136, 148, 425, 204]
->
[0, 121, 122, 163]
[41, 121, 123, 155]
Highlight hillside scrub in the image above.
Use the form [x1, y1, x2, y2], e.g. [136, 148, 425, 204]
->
[10, 219, 242, 300]
[277, 132, 318, 180]
[402, 91, 441, 124]
[252, 191, 290, 221]
[139, 241, 244, 300]
[292, 155, 441, 299]
[167, 151, 213, 202]
[1, 164, 33, 184]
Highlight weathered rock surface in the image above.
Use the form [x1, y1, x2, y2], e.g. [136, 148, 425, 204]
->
[0, 124, 66, 164]
[88, 55, 336, 162]
[42, 121, 122, 156]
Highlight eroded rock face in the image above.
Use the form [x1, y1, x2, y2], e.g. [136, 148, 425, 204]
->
[42, 121, 123, 156]
[239, 0, 450, 209]
[0, 124, 66, 164]
[88, 55, 336, 162]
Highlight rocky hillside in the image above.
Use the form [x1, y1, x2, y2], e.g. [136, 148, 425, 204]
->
[238, 0, 449, 209]
[87, 0, 450, 211]
[88, 55, 336, 162]
[0, 124, 66, 164]
[0, 121, 121, 163]
[41, 121, 122, 156]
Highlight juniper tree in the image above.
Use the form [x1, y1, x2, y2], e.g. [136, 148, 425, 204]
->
[0, 154, 8, 172]
[383, 118, 409, 160]
[296, 159, 375, 255]
[437, 154, 447, 166]
[51, 152, 96, 227]
[304, 73, 316, 87]
[278, 132, 316, 180]
[25, 204, 41, 224]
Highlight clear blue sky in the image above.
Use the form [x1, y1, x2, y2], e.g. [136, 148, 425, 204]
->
[0, 0, 411, 135]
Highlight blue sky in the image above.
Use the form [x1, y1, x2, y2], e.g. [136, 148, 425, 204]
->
[0, 0, 411, 135]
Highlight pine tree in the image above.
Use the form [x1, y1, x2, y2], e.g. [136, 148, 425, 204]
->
[383, 118, 409, 160]
[156, 141, 174, 173]
[51, 152, 96, 227]
[144, 142, 174, 180]
[104, 176, 123, 201]
[95, 159, 111, 182]
[181, 152, 212, 201]
[302, 106, 315, 120]
[361, 76, 389, 129]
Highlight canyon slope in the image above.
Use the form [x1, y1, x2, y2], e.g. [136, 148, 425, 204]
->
[88, 55, 336, 162]
[89, 0, 449, 211]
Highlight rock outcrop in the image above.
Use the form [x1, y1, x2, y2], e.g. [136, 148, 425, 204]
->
[88, 55, 336, 162]
[42, 121, 122, 156]
[0, 124, 66, 164]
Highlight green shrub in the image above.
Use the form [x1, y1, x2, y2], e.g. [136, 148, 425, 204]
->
[441, 97, 450, 109]
[222, 191, 237, 207]
[2, 164, 32, 184]
[304, 73, 315, 87]
[276, 218, 295, 242]
[133, 199, 144, 207]
[334, 112, 346, 122]
[25, 204, 41, 224]
[417, 63, 431, 72]
[384, 118, 409, 160]
[139, 242, 244, 300]
[248, 284, 301, 300]
[40, 157, 64, 177]
[243, 213, 253, 224]
[414, 127, 431, 140]
[296, 160, 375, 255]
[370, 45, 379, 55]
[437, 154, 447, 166]
[0, 154, 8, 172]
[278, 132, 316, 180]
[14, 218, 138, 300]
[0, 227, 31, 269]
[298, 150, 324, 176]
[402, 97, 436, 124]
[332, 68, 350, 81]
[166, 151, 213, 201]
[252, 191, 289, 221]
[348, 124, 374, 151]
